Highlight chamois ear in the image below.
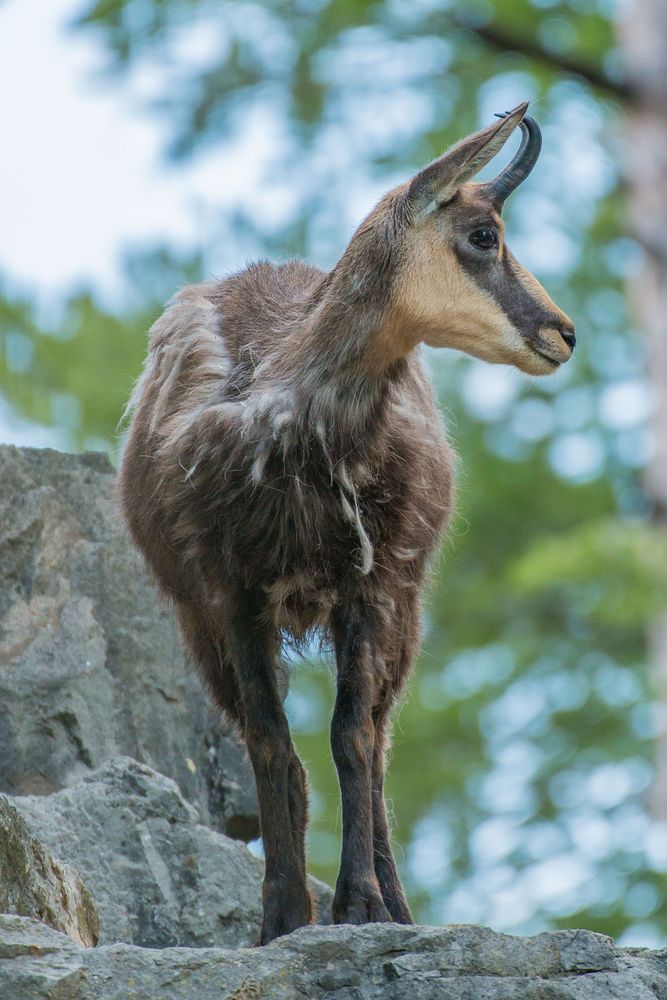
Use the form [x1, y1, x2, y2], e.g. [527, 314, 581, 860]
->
[405, 101, 528, 220]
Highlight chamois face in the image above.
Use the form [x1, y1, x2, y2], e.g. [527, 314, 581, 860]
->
[391, 104, 575, 376]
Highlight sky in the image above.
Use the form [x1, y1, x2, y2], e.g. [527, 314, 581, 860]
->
[0, 0, 278, 445]
[0, 0, 266, 305]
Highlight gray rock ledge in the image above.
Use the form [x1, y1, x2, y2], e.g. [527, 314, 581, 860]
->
[0, 444, 258, 837]
[2, 915, 666, 999]
[12, 756, 332, 950]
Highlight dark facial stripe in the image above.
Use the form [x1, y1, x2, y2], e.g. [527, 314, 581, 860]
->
[456, 246, 561, 341]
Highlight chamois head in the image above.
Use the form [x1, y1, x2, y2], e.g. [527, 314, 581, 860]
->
[349, 102, 575, 376]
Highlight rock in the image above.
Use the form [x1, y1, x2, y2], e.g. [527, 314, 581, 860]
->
[0, 794, 98, 947]
[2, 915, 666, 999]
[13, 756, 332, 949]
[0, 444, 258, 838]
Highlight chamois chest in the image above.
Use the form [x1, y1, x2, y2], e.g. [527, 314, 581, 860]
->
[119, 275, 453, 636]
[176, 376, 453, 635]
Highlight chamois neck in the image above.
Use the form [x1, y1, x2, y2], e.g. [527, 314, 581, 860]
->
[244, 285, 409, 454]
[265, 274, 411, 439]
[275, 266, 413, 379]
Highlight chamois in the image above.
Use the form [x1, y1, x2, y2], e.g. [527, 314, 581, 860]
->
[119, 102, 575, 944]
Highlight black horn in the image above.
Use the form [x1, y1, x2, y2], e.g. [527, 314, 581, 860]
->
[489, 112, 542, 206]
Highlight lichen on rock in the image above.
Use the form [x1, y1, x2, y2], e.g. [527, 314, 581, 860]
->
[0, 795, 98, 947]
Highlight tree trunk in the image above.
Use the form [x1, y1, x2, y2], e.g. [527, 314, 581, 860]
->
[618, 0, 667, 816]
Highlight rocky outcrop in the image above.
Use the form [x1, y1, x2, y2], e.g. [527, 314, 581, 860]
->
[2, 914, 666, 999]
[3, 443, 661, 998]
[0, 795, 98, 947]
[0, 445, 258, 837]
[12, 756, 331, 950]
[3, 752, 662, 997]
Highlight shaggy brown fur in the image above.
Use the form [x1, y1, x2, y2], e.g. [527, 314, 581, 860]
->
[119, 103, 574, 943]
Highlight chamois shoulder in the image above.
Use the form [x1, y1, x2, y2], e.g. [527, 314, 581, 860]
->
[206, 259, 325, 306]
[197, 260, 324, 357]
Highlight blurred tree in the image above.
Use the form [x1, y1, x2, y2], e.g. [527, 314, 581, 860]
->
[617, 0, 667, 821]
[1, 0, 665, 943]
[1, 247, 203, 451]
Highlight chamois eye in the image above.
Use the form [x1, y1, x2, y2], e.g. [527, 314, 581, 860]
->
[469, 228, 498, 250]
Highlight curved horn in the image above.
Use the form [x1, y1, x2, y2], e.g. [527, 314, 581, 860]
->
[489, 112, 542, 206]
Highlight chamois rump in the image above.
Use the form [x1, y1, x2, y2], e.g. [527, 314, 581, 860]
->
[119, 102, 575, 944]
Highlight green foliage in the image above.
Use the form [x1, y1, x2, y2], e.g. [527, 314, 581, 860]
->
[74, 0, 618, 163]
[511, 519, 667, 628]
[289, 401, 660, 940]
[0, 247, 202, 451]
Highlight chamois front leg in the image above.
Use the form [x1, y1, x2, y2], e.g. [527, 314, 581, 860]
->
[371, 698, 413, 924]
[370, 611, 420, 924]
[331, 603, 392, 925]
[226, 588, 313, 944]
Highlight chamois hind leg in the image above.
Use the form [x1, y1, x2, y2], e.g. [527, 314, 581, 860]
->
[223, 588, 313, 943]
[176, 597, 313, 943]
[175, 602, 245, 723]
[330, 602, 391, 925]
[371, 596, 420, 924]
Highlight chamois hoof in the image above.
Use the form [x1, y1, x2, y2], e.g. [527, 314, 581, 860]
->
[333, 876, 392, 925]
[257, 884, 314, 945]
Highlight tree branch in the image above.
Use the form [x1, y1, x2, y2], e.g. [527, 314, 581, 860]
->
[452, 17, 633, 103]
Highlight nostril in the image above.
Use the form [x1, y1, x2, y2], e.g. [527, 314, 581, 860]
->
[560, 326, 576, 351]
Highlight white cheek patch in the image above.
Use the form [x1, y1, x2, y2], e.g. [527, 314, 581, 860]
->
[497, 321, 529, 355]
